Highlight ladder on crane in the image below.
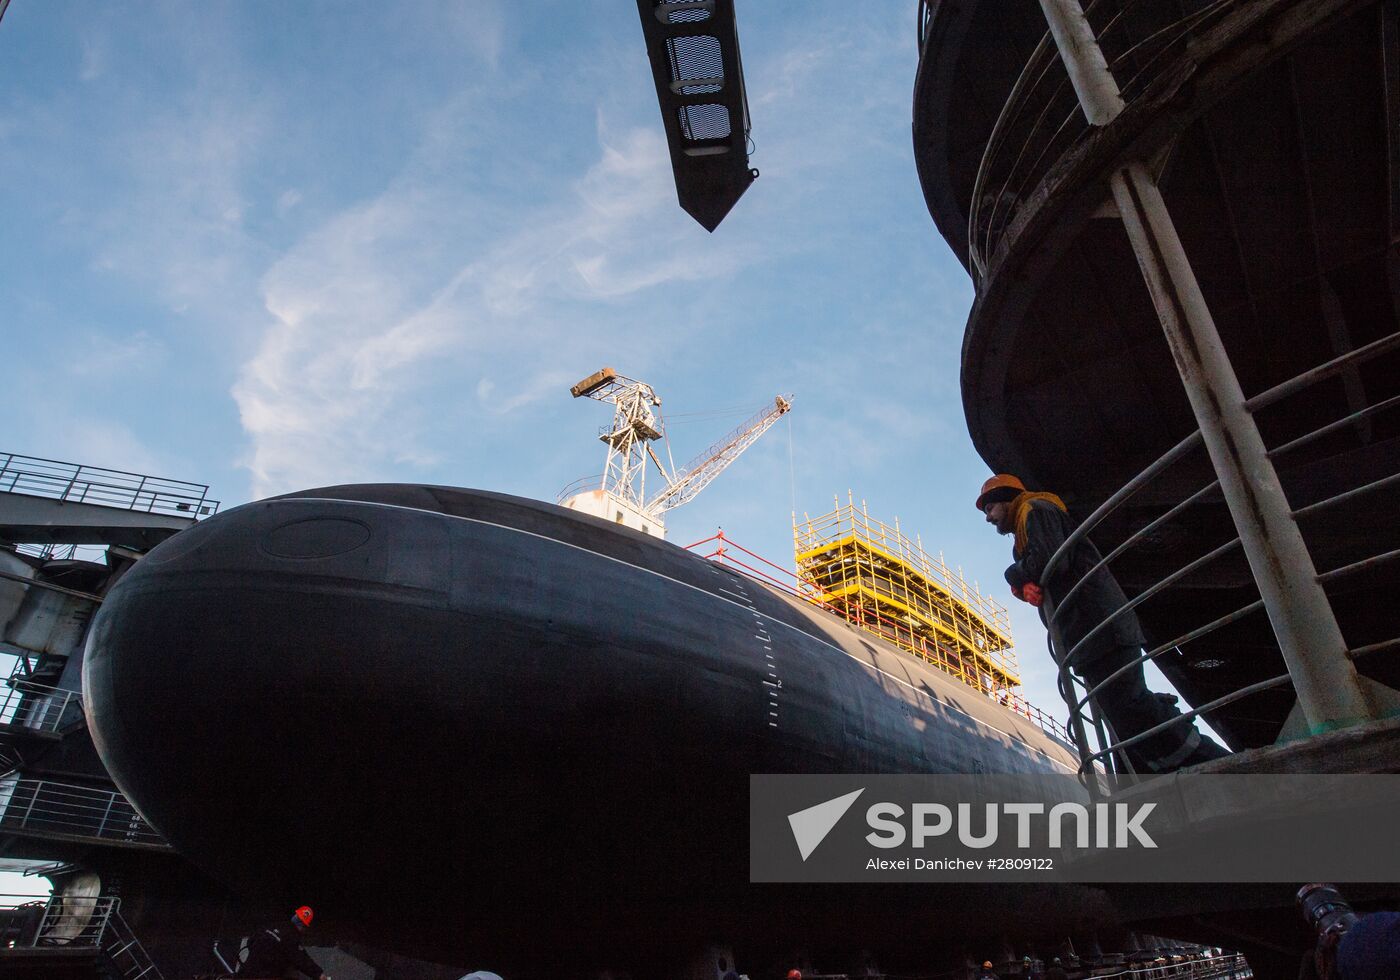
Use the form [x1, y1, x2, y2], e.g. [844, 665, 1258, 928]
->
[558, 367, 791, 539]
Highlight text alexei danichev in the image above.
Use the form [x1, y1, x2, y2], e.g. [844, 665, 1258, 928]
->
[865, 857, 1055, 871]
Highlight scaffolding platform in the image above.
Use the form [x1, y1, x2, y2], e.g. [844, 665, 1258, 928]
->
[794, 496, 1020, 696]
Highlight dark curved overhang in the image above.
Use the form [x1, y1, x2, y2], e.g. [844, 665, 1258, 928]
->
[918, 0, 1400, 748]
[958, 0, 1381, 494]
[912, 0, 1045, 270]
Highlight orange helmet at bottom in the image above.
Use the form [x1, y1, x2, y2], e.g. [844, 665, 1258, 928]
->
[975, 474, 1026, 512]
[787, 971, 802, 980]
[293, 906, 314, 928]
[983, 962, 994, 969]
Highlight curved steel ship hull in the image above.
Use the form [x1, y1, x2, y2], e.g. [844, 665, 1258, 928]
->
[84, 485, 1099, 973]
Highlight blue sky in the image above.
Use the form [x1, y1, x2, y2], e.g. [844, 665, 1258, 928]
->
[0, 2, 1168, 871]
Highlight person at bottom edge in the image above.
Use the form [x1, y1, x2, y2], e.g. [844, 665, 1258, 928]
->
[235, 905, 330, 980]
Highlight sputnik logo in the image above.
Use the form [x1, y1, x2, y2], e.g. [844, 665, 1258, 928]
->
[787, 788, 865, 861]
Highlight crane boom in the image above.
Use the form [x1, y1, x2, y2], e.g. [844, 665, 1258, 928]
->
[647, 395, 791, 516]
[561, 368, 791, 538]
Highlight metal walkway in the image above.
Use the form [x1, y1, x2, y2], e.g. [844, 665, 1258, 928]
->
[0, 679, 82, 742]
[0, 778, 170, 852]
[0, 453, 219, 549]
[0, 892, 164, 979]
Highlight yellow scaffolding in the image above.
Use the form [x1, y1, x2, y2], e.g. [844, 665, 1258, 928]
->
[794, 494, 1021, 695]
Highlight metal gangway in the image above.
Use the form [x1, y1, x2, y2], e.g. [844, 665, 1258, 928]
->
[0, 678, 82, 738]
[0, 892, 164, 979]
[0, 453, 218, 520]
[0, 777, 169, 850]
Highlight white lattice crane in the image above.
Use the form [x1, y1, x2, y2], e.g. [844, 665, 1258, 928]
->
[558, 367, 791, 539]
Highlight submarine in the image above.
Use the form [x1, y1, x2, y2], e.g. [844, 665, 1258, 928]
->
[82, 482, 1115, 975]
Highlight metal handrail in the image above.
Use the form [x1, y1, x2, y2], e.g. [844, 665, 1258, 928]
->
[1074, 598, 1265, 716]
[796, 500, 1015, 636]
[967, 0, 1238, 281]
[1042, 429, 1205, 592]
[0, 679, 81, 735]
[1056, 537, 1242, 670]
[0, 778, 168, 847]
[1245, 330, 1400, 410]
[1060, 957, 1252, 980]
[556, 473, 606, 504]
[1090, 957, 1252, 980]
[1082, 674, 1294, 771]
[1, 892, 116, 948]
[0, 452, 218, 518]
[0, 893, 165, 979]
[1039, 331, 1400, 775]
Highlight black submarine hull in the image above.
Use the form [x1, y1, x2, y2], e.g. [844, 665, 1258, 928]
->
[84, 485, 1103, 973]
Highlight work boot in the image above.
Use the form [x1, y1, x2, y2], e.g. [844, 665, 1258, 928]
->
[1180, 735, 1230, 767]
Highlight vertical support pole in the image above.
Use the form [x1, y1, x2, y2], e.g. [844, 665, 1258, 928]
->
[1037, 0, 1125, 125]
[19, 781, 41, 827]
[1381, 0, 1400, 240]
[1109, 161, 1374, 732]
[36, 896, 55, 946]
[1037, 0, 1378, 733]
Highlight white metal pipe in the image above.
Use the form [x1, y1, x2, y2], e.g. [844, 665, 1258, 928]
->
[1109, 161, 1375, 733]
[1037, 0, 1125, 125]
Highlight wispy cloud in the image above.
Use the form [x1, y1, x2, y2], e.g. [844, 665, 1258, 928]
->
[231, 113, 744, 497]
[226, 5, 923, 500]
[66, 330, 167, 378]
[476, 370, 577, 416]
[84, 81, 272, 323]
[276, 189, 303, 217]
[78, 33, 109, 82]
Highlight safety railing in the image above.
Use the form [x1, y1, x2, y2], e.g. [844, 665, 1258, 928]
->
[1042, 330, 1400, 777]
[0, 777, 169, 848]
[0, 452, 218, 518]
[796, 496, 1014, 641]
[12, 542, 111, 563]
[1083, 956, 1252, 979]
[0, 892, 164, 979]
[556, 473, 606, 504]
[967, 0, 1237, 282]
[0, 678, 81, 735]
[684, 530, 1074, 746]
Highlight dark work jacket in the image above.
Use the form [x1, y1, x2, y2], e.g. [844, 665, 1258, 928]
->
[238, 924, 323, 979]
[1003, 499, 1145, 667]
[1337, 910, 1400, 980]
[1045, 969, 1070, 980]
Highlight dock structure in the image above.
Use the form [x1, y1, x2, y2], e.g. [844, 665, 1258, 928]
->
[0, 452, 208, 980]
[915, 0, 1400, 761]
[915, 0, 1400, 972]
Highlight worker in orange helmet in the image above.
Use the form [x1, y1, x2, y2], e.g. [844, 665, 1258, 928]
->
[227, 905, 331, 980]
[977, 474, 1227, 773]
[976, 960, 1000, 979]
[786, 970, 802, 980]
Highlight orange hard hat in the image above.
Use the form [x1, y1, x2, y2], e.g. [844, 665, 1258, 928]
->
[983, 962, 994, 969]
[787, 971, 802, 980]
[293, 906, 314, 927]
[976, 474, 1025, 512]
